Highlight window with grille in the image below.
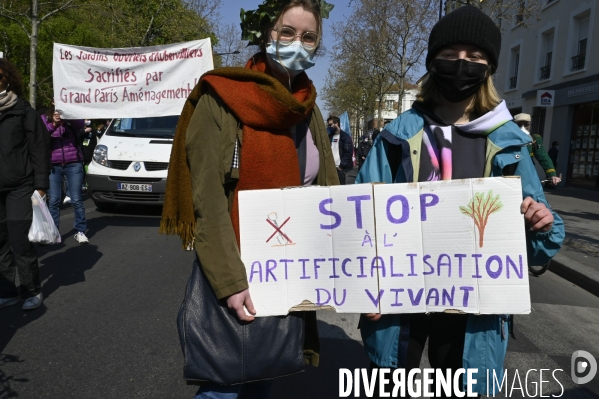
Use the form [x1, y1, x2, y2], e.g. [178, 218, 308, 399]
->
[572, 18, 589, 71]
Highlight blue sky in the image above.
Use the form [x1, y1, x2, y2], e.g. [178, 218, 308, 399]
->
[217, 0, 354, 116]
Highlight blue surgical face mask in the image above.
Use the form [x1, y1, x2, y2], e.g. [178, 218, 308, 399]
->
[266, 40, 316, 77]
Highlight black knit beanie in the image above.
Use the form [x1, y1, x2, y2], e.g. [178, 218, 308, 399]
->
[426, 6, 501, 74]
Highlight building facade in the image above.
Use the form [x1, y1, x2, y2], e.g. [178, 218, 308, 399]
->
[496, 0, 598, 188]
[368, 84, 419, 130]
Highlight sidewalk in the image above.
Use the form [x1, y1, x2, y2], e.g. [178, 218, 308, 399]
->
[543, 185, 599, 296]
[347, 168, 599, 296]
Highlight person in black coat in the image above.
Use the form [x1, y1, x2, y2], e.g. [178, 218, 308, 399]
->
[327, 115, 353, 184]
[0, 58, 50, 311]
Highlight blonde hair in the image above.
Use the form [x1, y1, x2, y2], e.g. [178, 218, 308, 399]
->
[417, 66, 502, 117]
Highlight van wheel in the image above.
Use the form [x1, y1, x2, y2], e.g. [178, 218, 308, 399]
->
[93, 200, 117, 211]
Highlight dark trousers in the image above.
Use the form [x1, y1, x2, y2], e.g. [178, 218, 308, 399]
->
[372, 313, 469, 399]
[336, 168, 346, 185]
[0, 184, 41, 299]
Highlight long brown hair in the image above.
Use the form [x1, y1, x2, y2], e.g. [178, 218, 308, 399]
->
[417, 65, 502, 117]
[0, 58, 24, 97]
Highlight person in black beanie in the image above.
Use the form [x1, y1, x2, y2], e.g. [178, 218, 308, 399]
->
[356, 6, 564, 397]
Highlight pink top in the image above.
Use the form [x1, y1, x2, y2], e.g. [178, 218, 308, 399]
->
[303, 126, 320, 186]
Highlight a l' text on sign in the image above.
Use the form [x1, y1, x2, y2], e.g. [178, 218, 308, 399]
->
[238, 177, 531, 316]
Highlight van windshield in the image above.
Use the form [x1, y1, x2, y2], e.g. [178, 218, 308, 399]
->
[108, 116, 179, 138]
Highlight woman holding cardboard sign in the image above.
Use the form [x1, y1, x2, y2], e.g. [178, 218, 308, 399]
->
[161, 0, 339, 397]
[356, 6, 565, 397]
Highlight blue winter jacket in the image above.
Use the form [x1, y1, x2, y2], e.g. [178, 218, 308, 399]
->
[355, 108, 565, 394]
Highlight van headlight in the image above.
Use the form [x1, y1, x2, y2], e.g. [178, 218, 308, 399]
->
[93, 145, 108, 166]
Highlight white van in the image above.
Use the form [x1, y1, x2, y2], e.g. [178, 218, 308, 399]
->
[86, 115, 179, 210]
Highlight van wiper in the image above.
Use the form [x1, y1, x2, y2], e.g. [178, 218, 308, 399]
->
[109, 131, 137, 137]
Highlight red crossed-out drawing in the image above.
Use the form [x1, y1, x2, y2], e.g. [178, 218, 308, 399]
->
[266, 217, 292, 244]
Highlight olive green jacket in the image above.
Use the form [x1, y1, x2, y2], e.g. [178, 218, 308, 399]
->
[530, 133, 557, 178]
[185, 90, 340, 300]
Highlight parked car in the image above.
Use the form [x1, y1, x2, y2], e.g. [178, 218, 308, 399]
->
[86, 115, 179, 210]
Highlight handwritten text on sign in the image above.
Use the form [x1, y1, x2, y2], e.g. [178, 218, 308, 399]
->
[239, 178, 531, 316]
[52, 39, 214, 119]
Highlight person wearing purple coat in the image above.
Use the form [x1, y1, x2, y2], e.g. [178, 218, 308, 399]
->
[41, 106, 89, 244]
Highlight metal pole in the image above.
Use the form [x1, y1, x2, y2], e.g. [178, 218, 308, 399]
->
[439, 0, 443, 20]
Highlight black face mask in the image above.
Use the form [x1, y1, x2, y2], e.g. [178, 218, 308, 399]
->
[430, 59, 488, 103]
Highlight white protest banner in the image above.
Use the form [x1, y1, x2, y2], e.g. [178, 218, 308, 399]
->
[239, 177, 531, 316]
[52, 39, 213, 119]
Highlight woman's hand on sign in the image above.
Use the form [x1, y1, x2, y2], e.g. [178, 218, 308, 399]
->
[521, 197, 554, 232]
[365, 313, 382, 322]
[227, 289, 256, 321]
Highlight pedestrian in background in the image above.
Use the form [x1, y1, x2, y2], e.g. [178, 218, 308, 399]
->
[514, 113, 560, 187]
[357, 134, 372, 169]
[160, 0, 338, 397]
[42, 107, 89, 244]
[357, 6, 564, 397]
[327, 115, 353, 184]
[548, 140, 559, 169]
[0, 58, 50, 310]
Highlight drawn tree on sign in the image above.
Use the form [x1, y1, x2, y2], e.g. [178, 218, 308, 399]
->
[460, 190, 503, 248]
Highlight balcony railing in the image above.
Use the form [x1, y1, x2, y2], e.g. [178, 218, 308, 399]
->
[572, 53, 586, 71]
[540, 65, 551, 80]
[509, 76, 517, 89]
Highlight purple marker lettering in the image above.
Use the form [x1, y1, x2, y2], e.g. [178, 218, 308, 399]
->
[365, 289, 384, 308]
[328, 258, 340, 278]
[423, 254, 434, 275]
[454, 254, 466, 278]
[313, 258, 325, 280]
[347, 195, 371, 229]
[357, 256, 368, 278]
[460, 286, 474, 307]
[250, 261, 262, 283]
[391, 288, 404, 306]
[319, 198, 341, 230]
[390, 256, 404, 277]
[299, 258, 310, 279]
[265, 259, 277, 282]
[426, 288, 439, 306]
[387, 195, 410, 224]
[442, 286, 455, 306]
[407, 254, 418, 276]
[371, 256, 386, 277]
[506, 255, 524, 279]
[420, 193, 439, 221]
[408, 288, 424, 306]
[486, 255, 502, 279]
[341, 258, 352, 277]
[437, 254, 451, 277]
[333, 288, 347, 306]
[280, 259, 293, 280]
[315, 288, 331, 305]
[471, 254, 483, 278]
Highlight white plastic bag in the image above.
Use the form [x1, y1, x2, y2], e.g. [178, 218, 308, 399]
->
[28, 191, 61, 244]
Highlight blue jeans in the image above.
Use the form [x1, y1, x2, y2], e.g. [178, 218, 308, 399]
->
[48, 163, 86, 233]
[194, 380, 273, 399]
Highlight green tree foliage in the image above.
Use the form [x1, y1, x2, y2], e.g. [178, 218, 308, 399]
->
[0, 0, 218, 109]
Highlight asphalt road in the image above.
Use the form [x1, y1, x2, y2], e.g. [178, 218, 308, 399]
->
[1, 192, 598, 399]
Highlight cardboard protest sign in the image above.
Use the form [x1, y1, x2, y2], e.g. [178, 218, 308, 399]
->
[239, 177, 531, 316]
[52, 39, 213, 119]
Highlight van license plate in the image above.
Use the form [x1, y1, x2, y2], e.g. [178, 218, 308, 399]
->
[117, 183, 152, 192]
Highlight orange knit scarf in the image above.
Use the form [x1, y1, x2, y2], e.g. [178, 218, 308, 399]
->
[160, 53, 316, 247]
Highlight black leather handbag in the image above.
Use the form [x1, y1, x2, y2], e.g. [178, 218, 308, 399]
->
[177, 258, 306, 385]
